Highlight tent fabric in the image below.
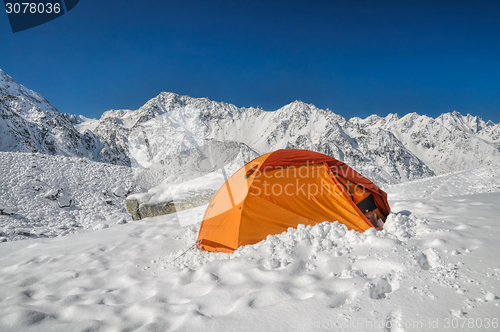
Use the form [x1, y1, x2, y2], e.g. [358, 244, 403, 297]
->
[197, 149, 391, 253]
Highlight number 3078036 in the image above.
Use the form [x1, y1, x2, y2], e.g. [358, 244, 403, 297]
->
[5, 2, 61, 14]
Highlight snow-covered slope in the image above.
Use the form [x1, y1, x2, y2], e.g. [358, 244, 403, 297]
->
[2, 69, 500, 242]
[348, 112, 500, 174]
[126, 141, 260, 221]
[0, 152, 135, 241]
[0, 70, 130, 165]
[385, 165, 500, 201]
[0, 166, 499, 332]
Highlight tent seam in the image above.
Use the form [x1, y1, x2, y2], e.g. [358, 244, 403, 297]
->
[236, 152, 274, 247]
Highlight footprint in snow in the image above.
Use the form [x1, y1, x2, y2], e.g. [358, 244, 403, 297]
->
[384, 309, 405, 332]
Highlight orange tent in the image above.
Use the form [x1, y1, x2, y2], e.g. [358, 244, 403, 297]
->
[197, 149, 390, 252]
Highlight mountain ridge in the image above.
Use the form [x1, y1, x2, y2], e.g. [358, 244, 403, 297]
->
[0, 69, 130, 165]
[2, 69, 499, 185]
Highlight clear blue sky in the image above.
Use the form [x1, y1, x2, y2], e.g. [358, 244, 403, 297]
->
[1, 0, 499, 122]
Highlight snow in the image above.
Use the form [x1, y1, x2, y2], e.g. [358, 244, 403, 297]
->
[2, 68, 500, 330]
[1, 163, 499, 331]
[0, 70, 130, 165]
[128, 144, 256, 206]
[73, 115, 99, 134]
[0, 152, 135, 241]
[385, 165, 500, 200]
[128, 171, 224, 204]
[95, 91, 498, 184]
[3, 67, 500, 185]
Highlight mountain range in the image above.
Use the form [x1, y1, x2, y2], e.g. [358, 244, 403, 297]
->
[2, 68, 499, 185]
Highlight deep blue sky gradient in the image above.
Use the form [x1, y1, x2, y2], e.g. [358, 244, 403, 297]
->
[1, 0, 499, 122]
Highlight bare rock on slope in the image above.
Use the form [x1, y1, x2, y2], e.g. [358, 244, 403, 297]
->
[126, 189, 215, 220]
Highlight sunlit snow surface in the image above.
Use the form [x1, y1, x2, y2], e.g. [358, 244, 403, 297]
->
[1, 164, 500, 331]
[0, 152, 135, 241]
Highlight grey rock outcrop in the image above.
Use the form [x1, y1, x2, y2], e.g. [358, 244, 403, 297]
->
[126, 189, 216, 220]
[0, 206, 14, 215]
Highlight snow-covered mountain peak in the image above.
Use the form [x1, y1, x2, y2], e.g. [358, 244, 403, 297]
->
[279, 100, 314, 112]
[275, 100, 347, 128]
[385, 113, 400, 121]
[0, 69, 59, 116]
[395, 112, 427, 129]
[436, 110, 491, 134]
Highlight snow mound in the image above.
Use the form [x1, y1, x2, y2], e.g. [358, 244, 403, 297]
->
[165, 213, 419, 271]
